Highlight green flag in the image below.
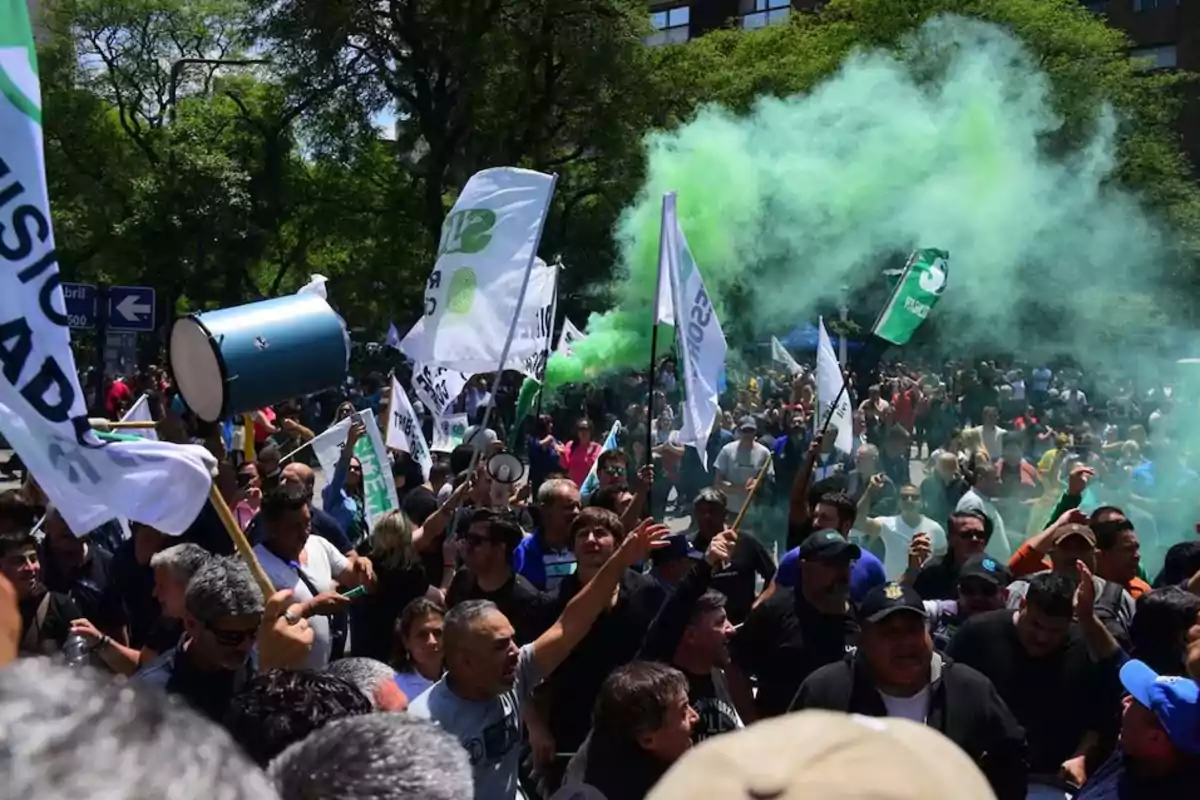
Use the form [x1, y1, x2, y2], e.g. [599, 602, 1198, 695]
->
[514, 375, 541, 422]
[873, 248, 948, 345]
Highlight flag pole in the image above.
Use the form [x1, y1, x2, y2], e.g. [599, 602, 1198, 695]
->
[533, 255, 562, 421]
[470, 173, 559, 473]
[643, 194, 673, 509]
[382, 370, 395, 451]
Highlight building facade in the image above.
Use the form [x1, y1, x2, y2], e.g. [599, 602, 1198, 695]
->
[647, 0, 1198, 173]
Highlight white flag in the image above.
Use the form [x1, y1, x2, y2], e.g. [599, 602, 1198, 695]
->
[411, 362, 468, 417]
[556, 317, 586, 356]
[512, 260, 558, 377]
[654, 203, 675, 326]
[0, 13, 215, 536]
[431, 412, 469, 453]
[311, 409, 398, 530]
[662, 193, 726, 470]
[771, 336, 803, 377]
[817, 317, 853, 454]
[401, 167, 556, 373]
[386, 375, 432, 480]
[120, 394, 158, 441]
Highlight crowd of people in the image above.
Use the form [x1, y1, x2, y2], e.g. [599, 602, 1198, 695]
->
[2, 355, 1200, 800]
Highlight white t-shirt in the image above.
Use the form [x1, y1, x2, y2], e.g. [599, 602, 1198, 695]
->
[879, 684, 931, 723]
[255, 536, 349, 670]
[874, 515, 947, 579]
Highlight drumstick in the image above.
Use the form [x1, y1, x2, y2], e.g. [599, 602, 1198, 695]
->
[731, 453, 773, 533]
[207, 483, 277, 600]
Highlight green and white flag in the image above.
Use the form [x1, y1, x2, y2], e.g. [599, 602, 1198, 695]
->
[873, 248, 949, 345]
[311, 409, 399, 530]
[0, 1, 217, 536]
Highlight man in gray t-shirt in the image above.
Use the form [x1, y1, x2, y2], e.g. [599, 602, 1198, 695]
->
[407, 517, 670, 800]
[409, 643, 542, 800]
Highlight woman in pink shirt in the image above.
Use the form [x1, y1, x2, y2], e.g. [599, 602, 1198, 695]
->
[560, 417, 603, 487]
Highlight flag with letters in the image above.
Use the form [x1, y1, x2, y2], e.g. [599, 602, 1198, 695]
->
[873, 248, 948, 345]
[386, 374, 432, 480]
[0, 1, 215, 536]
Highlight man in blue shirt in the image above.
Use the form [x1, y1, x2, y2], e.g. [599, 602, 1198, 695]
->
[512, 478, 580, 591]
[774, 492, 886, 603]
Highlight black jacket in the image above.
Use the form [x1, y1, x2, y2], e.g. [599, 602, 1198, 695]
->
[793, 653, 1028, 800]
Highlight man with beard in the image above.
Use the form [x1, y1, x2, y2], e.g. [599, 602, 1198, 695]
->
[792, 581, 1028, 800]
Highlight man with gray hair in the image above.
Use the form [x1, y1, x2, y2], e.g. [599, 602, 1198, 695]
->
[326, 657, 409, 710]
[135, 556, 265, 722]
[1, 657, 280, 800]
[513, 478, 581, 590]
[268, 713, 472, 800]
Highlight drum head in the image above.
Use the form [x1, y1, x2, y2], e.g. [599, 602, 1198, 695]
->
[170, 317, 226, 422]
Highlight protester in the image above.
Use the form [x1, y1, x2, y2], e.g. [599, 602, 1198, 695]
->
[792, 581, 1028, 798]
[513, 478, 581, 590]
[326, 657, 410, 710]
[391, 597, 447, 700]
[910, 510, 994, 600]
[855, 477, 947, 579]
[1, 530, 80, 656]
[688, 487, 775, 623]
[224, 668, 374, 766]
[267, 713, 473, 800]
[774, 491, 887, 602]
[0, 658, 280, 800]
[561, 417, 603, 487]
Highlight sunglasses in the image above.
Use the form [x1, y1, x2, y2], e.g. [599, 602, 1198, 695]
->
[900, 495, 921, 503]
[602, 466, 625, 476]
[955, 529, 989, 542]
[206, 622, 258, 647]
[348, 465, 363, 473]
[461, 534, 499, 549]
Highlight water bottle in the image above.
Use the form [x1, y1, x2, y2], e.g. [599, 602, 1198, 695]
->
[62, 634, 91, 667]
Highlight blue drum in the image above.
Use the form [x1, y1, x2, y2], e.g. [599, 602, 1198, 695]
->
[169, 293, 350, 422]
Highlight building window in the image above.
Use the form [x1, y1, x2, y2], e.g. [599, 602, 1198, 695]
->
[740, 0, 790, 30]
[1131, 44, 1177, 70]
[646, 5, 690, 46]
[1132, 0, 1179, 10]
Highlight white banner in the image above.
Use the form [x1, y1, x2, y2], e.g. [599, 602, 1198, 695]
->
[386, 375, 432, 480]
[662, 193, 727, 470]
[311, 409, 398, 531]
[771, 336, 803, 377]
[431, 412, 469, 453]
[514, 260, 558, 377]
[556, 317, 586, 356]
[818, 317, 854, 454]
[0, 15, 215, 536]
[120, 394, 158, 441]
[401, 167, 556, 374]
[411, 362, 467, 417]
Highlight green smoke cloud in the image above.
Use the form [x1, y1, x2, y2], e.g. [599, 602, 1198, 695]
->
[543, 14, 1180, 388]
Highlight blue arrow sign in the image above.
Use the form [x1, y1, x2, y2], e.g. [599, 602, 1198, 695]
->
[108, 285, 156, 332]
[61, 282, 97, 329]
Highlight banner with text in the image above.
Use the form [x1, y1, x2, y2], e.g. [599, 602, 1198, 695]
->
[311, 409, 398, 530]
[0, 5, 215, 536]
[411, 362, 468, 417]
[386, 375, 433, 480]
[400, 167, 556, 374]
[431, 412, 469, 453]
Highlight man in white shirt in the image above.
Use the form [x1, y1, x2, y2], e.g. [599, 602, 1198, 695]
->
[967, 406, 1006, 460]
[253, 486, 375, 670]
[856, 478, 947, 579]
[713, 417, 774, 514]
[955, 456, 1013, 564]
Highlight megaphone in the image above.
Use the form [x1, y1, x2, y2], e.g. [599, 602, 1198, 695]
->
[486, 452, 526, 485]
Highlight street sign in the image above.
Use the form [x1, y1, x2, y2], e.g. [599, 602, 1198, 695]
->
[108, 285, 156, 332]
[62, 282, 97, 329]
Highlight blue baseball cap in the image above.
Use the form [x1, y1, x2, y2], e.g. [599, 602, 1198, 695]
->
[1119, 659, 1200, 755]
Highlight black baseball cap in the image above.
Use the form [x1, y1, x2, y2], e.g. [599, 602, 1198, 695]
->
[798, 529, 861, 562]
[738, 416, 758, 432]
[857, 581, 927, 624]
[957, 554, 1011, 587]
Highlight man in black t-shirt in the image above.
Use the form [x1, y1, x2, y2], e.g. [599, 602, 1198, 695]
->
[40, 510, 126, 638]
[947, 572, 1118, 780]
[445, 508, 548, 645]
[911, 510, 993, 600]
[689, 488, 775, 624]
[1, 531, 80, 657]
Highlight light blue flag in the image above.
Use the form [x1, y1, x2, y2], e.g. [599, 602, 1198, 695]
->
[385, 322, 402, 351]
[579, 420, 622, 498]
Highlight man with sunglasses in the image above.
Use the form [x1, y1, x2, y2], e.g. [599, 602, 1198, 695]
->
[135, 557, 265, 722]
[910, 511, 994, 601]
[922, 554, 1012, 652]
[446, 508, 549, 646]
[856, 478, 947, 580]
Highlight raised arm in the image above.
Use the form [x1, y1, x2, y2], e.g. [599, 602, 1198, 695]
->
[530, 519, 670, 677]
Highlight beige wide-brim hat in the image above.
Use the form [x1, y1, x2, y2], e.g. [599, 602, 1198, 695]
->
[647, 711, 997, 800]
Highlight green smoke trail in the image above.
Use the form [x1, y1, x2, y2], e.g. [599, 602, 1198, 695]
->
[543, 15, 1182, 388]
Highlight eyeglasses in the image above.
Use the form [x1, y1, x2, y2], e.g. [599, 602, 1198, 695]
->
[206, 622, 259, 647]
[461, 534, 498, 549]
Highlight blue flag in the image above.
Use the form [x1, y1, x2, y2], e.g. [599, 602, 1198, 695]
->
[579, 420, 622, 498]
[385, 322, 402, 351]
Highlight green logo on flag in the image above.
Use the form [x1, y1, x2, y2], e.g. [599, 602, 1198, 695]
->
[873, 248, 949, 346]
[447, 267, 477, 314]
[0, 0, 42, 124]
